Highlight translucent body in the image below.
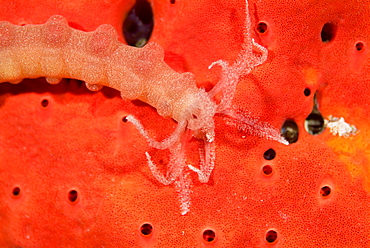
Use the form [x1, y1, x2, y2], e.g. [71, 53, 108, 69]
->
[0, 0, 287, 214]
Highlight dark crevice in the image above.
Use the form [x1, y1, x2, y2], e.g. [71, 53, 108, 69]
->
[305, 94, 325, 135]
[281, 120, 299, 144]
[123, 0, 154, 47]
[321, 22, 337, 43]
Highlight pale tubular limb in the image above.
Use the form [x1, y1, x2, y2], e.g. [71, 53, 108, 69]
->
[188, 141, 216, 183]
[224, 109, 289, 145]
[145, 143, 186, 185]
[125, 115, 186, 150]
[127, 114, 188, 184]
[174, 171, 192, 215]
[146, 144, 193, 215]
[208, 0, 268, 113]
[188, 0, 270, 182]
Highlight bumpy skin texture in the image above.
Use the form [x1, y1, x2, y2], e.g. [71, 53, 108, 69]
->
[0, 0, 370, 247]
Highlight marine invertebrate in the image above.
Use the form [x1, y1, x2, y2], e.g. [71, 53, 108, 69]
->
[0, 0, 286, 214]
[2, 0, 370, 246]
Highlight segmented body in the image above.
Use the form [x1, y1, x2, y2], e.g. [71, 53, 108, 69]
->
[0, 0, 287, 214]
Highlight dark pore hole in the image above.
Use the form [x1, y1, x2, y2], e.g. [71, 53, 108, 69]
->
[122, 116, 128, 122]
[305, 112, 324, 135]
[41, 99, 49, 107]
[256, 22, 268, 34]
[321, 22, 337, 42]
[68, 190, 78, 203]
[203, 229, 216, 242]
[265, 230, 278, 243]
[170, 0, 175, 3]
[304, 88, 311, 97]
[320, 186, 331, 197]
[12, 187, 21, 196]
[123, 0, 154, 47]
[281, 120, 299, 144]
[263, 148, 276, 160]
[305, 93, 325, 135]
[356, 42, 364, 51]
[262, 165, 273, 176]
[140, 223, 153, 236]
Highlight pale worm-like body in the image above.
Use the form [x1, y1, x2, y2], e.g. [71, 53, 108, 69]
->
[0, 0, 287, 214]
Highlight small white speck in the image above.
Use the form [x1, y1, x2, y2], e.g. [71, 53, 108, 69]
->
[278, 211, 289, 220]
[26, 235, 30, 239]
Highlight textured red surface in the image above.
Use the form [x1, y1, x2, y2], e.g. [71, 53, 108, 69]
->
[1, 0, 370, 247]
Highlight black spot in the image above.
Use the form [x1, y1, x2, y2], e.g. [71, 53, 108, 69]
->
[262, 165, 273, 176]
[41, 99, 49, 107]
[170, 0, 175, 4]
[122, 116, 128, 122]
[305, 94, 325, 135]
[256, 22, 268, 34]
[77, 80, 84, 88]
[356, 42, 364, 51]
[265, 230, 278, 243]
[140, 223, 153, 236]
[305, 112, 324, 135]
[320, 186, 331, 197]
[321, 22, 337, 42]
[281, 120, 299, 144]
[12, 187, 21, 196]
[123, 0, 154, 47]
[203, 229, 216, 242]
[304, 88, 311, 97]
[263, 148, 276, 160]
[68, 190, 78, 203]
